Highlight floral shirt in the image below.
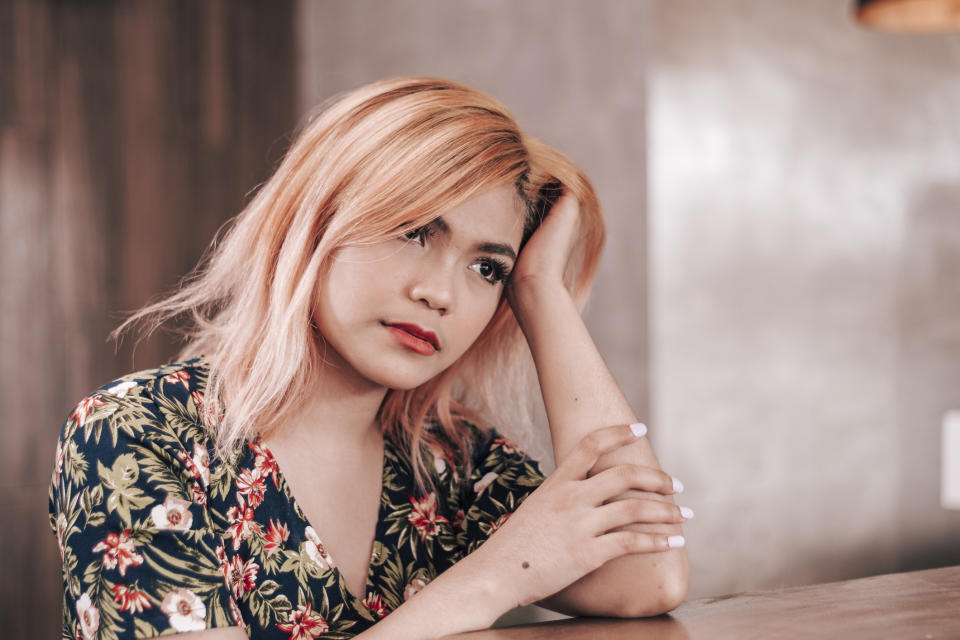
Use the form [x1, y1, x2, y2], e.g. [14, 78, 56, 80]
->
[49, 356, 545, 639]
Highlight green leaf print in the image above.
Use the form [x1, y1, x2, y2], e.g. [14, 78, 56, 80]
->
[98, 454, 154, 522]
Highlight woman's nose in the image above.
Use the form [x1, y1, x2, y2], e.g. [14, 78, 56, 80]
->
[408, 261, 454, 315]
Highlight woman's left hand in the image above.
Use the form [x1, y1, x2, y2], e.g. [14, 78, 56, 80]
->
[508, 188, 580, 297]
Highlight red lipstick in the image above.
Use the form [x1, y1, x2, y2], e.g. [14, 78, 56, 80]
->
[385, 323, 440, 355]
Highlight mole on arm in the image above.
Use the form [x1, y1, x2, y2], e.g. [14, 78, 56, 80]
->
[522, 561, 530, 569]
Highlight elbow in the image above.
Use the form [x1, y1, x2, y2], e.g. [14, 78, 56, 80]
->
[621, 562, 690, 618]
[650, 572, 689, 615]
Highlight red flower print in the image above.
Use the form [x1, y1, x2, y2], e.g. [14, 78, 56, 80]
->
[228, 596, 246, 629]
[92, 530, 144, 576]
[222, 555, 259, 599]
[277, 601, 329, 640]
[489, 512, 511, 534]
[452, 509, 465, 532]
[176, 449, 201, 480]
[176, 443, 211, 488]
[406, 493, 449, 542]
[493, 436, 519, 455]
[192, 389, 223, 425]
[362, 592, 388, 619]
[191, 481, 207, 506]
[190, 390, 204, 414]
[236, 468, 266, 508]
[226, 498, 262, 551]
[111, 583, 152, 614]
[247, 439, 280, 489]
[70, 394, 109, 427]
[163, 370, 190, 389]
[264, 519, 289, 557]
[192, 443, 210, 487]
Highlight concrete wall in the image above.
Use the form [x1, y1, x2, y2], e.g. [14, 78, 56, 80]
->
[648, 0, 960, 597]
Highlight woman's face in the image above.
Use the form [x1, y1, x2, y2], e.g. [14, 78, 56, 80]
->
[312, 183, 525, 391]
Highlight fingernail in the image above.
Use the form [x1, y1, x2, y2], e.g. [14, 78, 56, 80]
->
[668, 535, 686, 549]
[672, 477, 685, 494]
[629, 422, 647, 438]
[680, 506, 695, 519]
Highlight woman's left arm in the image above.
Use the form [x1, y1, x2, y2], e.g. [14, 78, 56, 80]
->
[508, 192, 690, 618]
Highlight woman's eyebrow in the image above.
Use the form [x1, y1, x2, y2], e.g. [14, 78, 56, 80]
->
[433, 216, 517, 261]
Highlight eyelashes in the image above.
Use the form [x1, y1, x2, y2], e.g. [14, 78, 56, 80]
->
[400, 224, 511, 285]
[403, 224, 436, 246]
[469, 257, 511, 285]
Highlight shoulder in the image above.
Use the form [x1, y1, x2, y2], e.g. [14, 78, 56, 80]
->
[465, 423, 542, 475]
[54, 357, 215, 492]
[453, 422, 545, 497]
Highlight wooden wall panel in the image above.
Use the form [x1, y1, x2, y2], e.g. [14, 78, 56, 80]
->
[0, 1, 296, 635]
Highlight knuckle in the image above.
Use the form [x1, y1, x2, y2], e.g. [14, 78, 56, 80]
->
[580, 431, 605, 456]
[626, 533, 649, 554]
[634, 500, 654, 520]
[612, 463, 634, 481]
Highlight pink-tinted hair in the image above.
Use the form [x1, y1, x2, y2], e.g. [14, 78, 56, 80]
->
[111, 77, 605, 490]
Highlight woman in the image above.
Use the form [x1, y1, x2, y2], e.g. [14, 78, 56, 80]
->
[50, 77, 690, 640]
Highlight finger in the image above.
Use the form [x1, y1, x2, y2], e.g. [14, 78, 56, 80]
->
[598, 530, 686, 558]
[546, 189, 579, 219]
[583, 463, 677, 503]
[592, 498, 691, 534]
[554, 423, 649, 481]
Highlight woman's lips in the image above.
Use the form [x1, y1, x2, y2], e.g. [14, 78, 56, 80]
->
[385, 323, 439, 355]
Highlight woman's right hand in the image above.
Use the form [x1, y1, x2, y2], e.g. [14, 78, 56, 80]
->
[474, 423, 688, 609]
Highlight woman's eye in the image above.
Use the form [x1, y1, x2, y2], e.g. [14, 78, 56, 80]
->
[402, 225, 433, 246]
[470, 258, 510, 285]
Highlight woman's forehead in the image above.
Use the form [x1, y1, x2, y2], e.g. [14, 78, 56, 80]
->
[436, 184, 525, 250]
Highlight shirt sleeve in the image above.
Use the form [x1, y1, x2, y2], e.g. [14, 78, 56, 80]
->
[49, 382, 235, 640]
[455, 429, 546, 556]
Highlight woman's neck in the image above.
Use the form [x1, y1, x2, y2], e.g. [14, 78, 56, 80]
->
[269, 356, 388, 450]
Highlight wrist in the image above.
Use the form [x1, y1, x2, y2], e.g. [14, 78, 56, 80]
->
[369, 545, 511, 639]
[508, 276, 571, 321]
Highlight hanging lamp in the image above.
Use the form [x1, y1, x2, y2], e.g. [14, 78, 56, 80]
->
[856, 0, 960, 32]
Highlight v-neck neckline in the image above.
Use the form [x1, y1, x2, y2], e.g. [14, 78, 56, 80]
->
[254, 433, 391, 607]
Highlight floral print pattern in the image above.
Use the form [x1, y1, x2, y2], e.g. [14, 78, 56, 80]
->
[49, 356, 544, 639]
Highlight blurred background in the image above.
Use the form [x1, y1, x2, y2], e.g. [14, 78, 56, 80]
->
[2, 0, 958, 636]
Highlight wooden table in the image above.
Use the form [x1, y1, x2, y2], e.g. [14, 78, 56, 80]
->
[446, 565, 960, 639]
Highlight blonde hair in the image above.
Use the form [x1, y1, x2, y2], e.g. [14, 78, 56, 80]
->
[112, 77, 604, 489]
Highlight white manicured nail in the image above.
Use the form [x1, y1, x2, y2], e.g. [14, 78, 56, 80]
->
[668, 535, 686, 549]
[680, 506, 695, 519]
[672, 477, 685, 494]
[629, 422, 647, 438]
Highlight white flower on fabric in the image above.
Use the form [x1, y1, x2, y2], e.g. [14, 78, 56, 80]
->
[161, 588, 207, 632]
[192, 443, 210, 487]
[473, 471, 499, 494]
[75, 593, 100, 640]
[55, 439, 63, 478]
[105, 380, 137, 397]
[404, 578, 428, 601]
[426, 446, 447, 476]
[151, 495, 193, 531]
[304, 526, 335, 570]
